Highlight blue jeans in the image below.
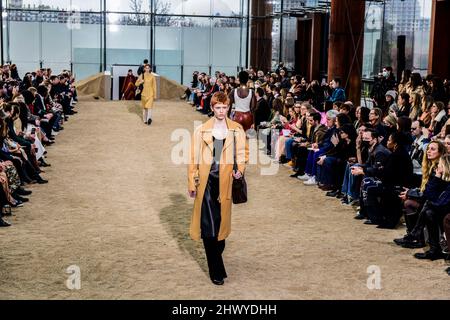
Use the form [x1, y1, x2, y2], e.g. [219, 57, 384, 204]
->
[305, 148, 325, 176]
[341, 163, 361, 200]
[285, 138, 295, 160]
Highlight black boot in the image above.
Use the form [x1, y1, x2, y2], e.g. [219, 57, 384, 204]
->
[16, 187, 32, 196]
[393, 233, 415, 246]
[404, 212, 419, 234]
[13, 194, 29, 202]
[414, 250, 445, 261]
[0, 216, 11, 227]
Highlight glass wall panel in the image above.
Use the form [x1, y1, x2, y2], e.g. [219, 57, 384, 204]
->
[71, 0, 101, 12]
[8, 20, 40, 71]
[106, 13, 151, 69]
[212, 18, 241, 72]
[72, 13, 102, 80]
[183, 17, 211, 84]
[106, 0, 150, 13]
[280, 16, 296, 71]
[154, 18, 182, 81]
[41, 18, 71, 64]
[379, 0, 431, 76]
[182, 0, 211, 16]
[213, 0, 240, 16]
[4, 0, 248, 83]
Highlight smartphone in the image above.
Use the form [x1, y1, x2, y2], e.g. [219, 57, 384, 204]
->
[31, 127, 36, 134]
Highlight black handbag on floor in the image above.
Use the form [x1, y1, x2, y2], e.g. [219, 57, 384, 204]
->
[232, 130, 247, 204]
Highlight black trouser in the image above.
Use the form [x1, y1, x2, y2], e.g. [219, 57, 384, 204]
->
[422, 204, 447, 253]
[202, 238, 227, 281]
[444, 214, 450, 251]
[292, 144, 308, 174]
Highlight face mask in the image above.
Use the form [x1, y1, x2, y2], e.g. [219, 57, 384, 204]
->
[383, 71, 389, 78]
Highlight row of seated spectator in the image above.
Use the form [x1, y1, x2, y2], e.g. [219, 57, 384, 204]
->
[0, 63, 78, 227]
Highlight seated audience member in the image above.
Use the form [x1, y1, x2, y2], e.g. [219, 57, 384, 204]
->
[385, 90, 398, 116]
[383, 114, 397, 138]
[327, 78, 346, 103]
[395, 140, 446, 248]
[317, 123, 357, 196]
[375, 132, 414, 228]
[354, 106, 370, 130]
[290, 112, 327, 178]
[419, 95, 434, 128]
[341, 123, 371, 206]
[409, 92, 422, 121]
[429, 101, 447, 137]
[351, 129, 391, 222]
[410, 120, 430, 182]
[413, 154, 450, 261]
[274, 106, 298, 162]
[260, 98, 284, 156]
[302, 110, 339, 186]
[368, 107, 387, 143]
[283, 102, 309, 167]
[396, 92, 411, 118]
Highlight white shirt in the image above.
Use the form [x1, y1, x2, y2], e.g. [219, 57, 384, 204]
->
[234, 88, 252, 113]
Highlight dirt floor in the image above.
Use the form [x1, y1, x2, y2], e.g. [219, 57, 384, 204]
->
[0, 98, 448, 300]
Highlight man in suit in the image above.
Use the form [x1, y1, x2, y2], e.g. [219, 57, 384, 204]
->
[253, 87, 271, 130]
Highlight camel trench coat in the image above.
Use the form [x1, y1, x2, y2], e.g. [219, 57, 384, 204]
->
[188, 117, 249, 241]
[135, 72, 156, 109]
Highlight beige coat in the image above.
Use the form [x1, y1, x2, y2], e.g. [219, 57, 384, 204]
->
[135, 72, 156, 109]
[188, 117, 249, 241]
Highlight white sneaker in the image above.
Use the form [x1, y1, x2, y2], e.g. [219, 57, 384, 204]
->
[303, 176, 317, 186]
[297, 174, 310, 181]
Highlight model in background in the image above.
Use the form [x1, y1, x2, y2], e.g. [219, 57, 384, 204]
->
[135, 64, 156, 126]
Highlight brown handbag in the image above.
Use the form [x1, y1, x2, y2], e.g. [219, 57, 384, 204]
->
[232, 130, 247, 204]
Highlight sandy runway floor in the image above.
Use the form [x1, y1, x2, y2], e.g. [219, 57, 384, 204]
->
[0, 98, 448, 299]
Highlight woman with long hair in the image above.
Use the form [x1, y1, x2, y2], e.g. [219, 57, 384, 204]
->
[409, 92, 422, 121]
[398, 69, 411, 95]
[354, 106, 369, 130]
[395, 140, 446, 248]
[419, 95, 434, 128]
[414, 154, 450, 260]
[428, 101, 447, 137]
